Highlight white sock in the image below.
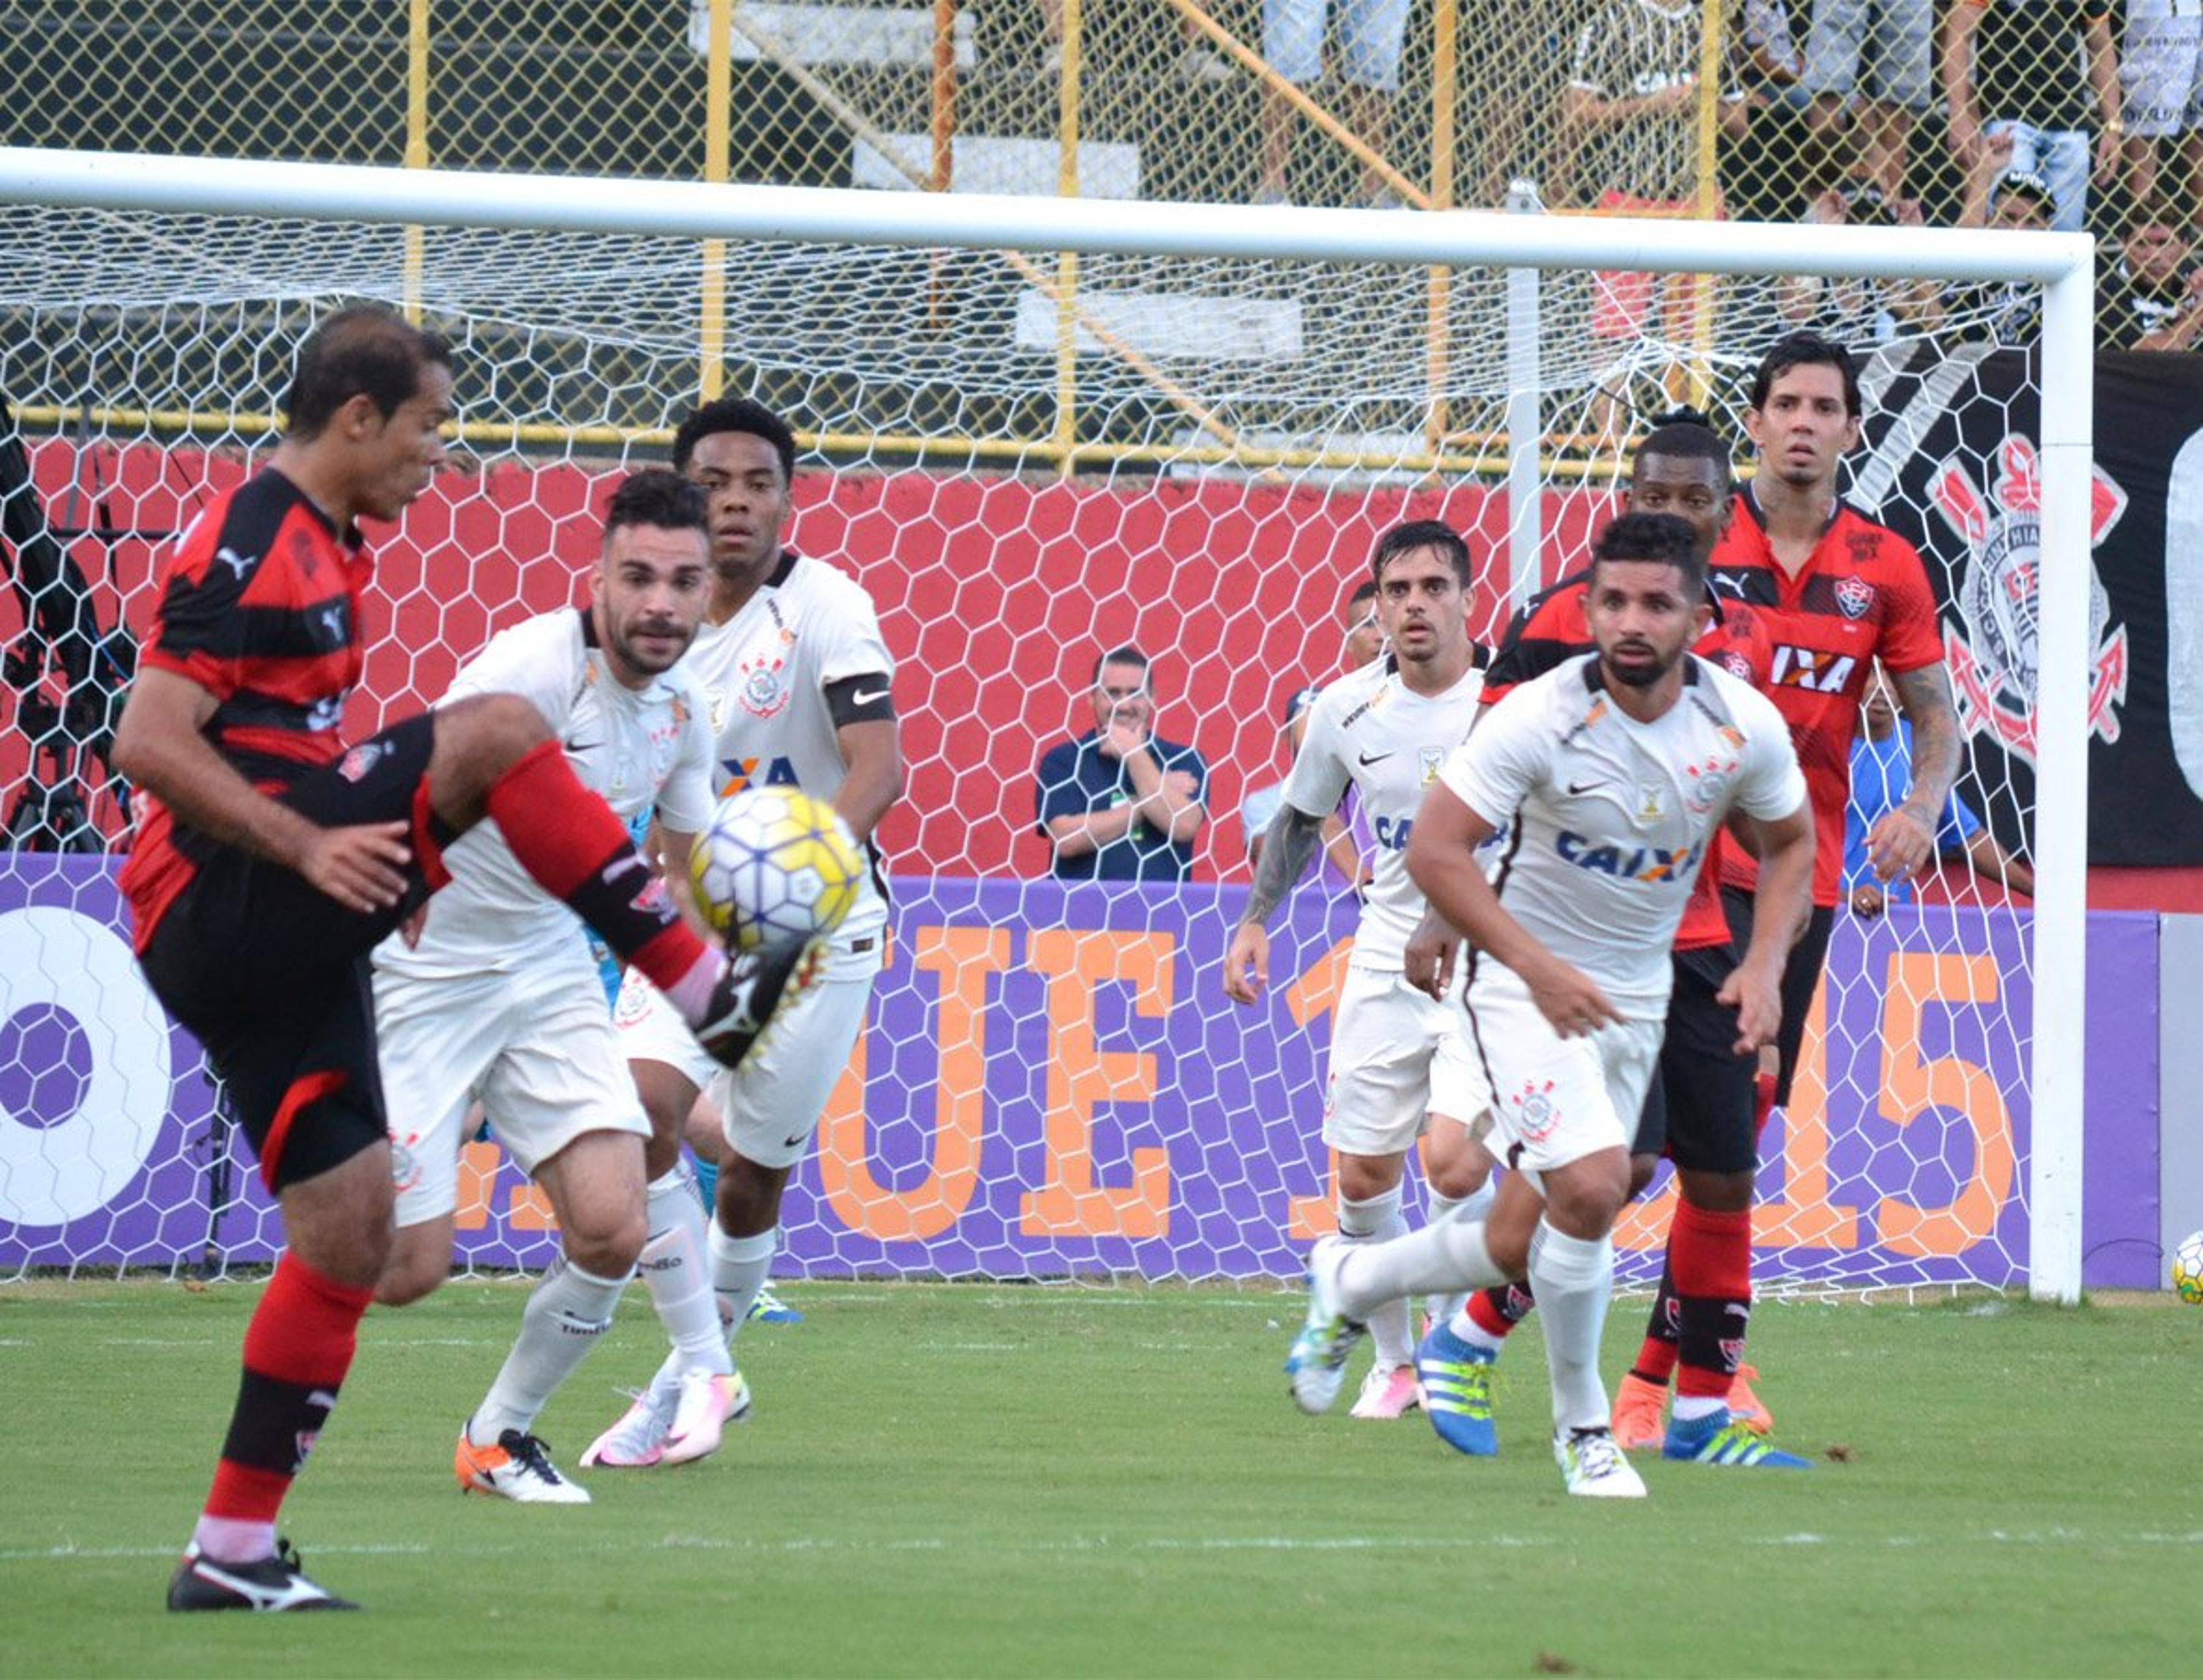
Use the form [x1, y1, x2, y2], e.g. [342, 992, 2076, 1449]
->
[1527, 1218, 1614, 1437]
[709, 1221, 779, 1341]
[1337, 1188, 1412, 1367]
[640, 1165, 733, 1377]
[470, 1255, 628, 1443]
[1422, 1184, 1497, 1329]
[1335, 1216, 1507, 1323]
[662, 950, 727, 1024]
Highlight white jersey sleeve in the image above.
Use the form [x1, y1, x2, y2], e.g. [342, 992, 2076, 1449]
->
[443, 610, 586, 734]
[1280, 682, 1353, 823]
[1723, 679, 1811, 824]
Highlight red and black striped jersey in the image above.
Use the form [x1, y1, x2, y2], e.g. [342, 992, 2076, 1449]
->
[1478, 565, 1775, 951]
[119, 467, 376, 947]
[1708, 487, 1944, 907]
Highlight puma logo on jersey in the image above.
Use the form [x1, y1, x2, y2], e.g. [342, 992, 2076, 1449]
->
[1555, 830, 1701, 883]
[1768, 645, 1858, 694]
[216, 545, 257, 581]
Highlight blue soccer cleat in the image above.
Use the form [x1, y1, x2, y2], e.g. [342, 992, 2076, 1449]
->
[1662, 1406, 1813, 1468]
[1415, 1320, 1498, 1457]
[746, 1283, 804, 1325]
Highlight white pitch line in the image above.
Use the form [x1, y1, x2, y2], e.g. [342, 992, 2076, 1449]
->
[7, 1528, 2196, 1568]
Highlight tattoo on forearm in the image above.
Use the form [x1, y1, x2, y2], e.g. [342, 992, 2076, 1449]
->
[1895, 664, 1962, 812]
[1241, 807, 1325, 925]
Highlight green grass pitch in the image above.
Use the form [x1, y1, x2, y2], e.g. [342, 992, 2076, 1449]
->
[3, 1278, 2199, 1676]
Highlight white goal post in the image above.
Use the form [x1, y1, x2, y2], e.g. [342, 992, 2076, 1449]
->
[0, 146, 2095, 1303]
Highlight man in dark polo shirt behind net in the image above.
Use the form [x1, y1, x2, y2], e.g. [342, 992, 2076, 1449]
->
[1034, 645, 1208, 882]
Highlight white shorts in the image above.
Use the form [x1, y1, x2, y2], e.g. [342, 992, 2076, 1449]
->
[376, 954, 648, 1228]
[1322, 967, 1491, 1159]
[1461, 962, 1661, 1176]
[614, 943, 879, 1171]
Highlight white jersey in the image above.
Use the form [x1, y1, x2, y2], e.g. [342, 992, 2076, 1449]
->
[683, 550, 894, 947]
[1441, 652, 1805, 1016]
[375, 607, 717, 981]
[1283, 655, 1485, 970]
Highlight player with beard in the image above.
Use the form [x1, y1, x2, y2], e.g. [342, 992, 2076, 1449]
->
[585, 397, 905, 1469]
[1227, 520, 1493, 1422]
[1285, 512, 1813, 1498]
[1408, 413, 1809, 1467]
[370, 470, 721, 1503]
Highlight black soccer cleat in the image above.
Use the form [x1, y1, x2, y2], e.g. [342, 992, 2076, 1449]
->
[166, 1538, 360, 1612]
[694, 938, 823, 1070]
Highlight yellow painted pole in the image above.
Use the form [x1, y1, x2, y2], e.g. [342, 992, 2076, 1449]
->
[1687, 0, 1723, 409]
[700, 0, 733, 403]
[927, 0, 957, 330]
[403, 0, 430, 325]
[1424, 0, 1457, 467]
[1053, 0, 1081, 478]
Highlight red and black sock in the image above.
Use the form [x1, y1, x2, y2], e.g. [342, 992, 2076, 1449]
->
[1629, 1254, 1683, 1387]
[485, 740, 714, 1000]
[1466, 1282, 1534, 1341]
[1669, 1199, 1753, 1405]
[201, 1254, 372, 1535]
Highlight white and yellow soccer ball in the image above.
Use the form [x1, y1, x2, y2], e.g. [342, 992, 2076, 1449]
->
[688, 787, 864, 952]
[2173, 1231, 2203, 1306]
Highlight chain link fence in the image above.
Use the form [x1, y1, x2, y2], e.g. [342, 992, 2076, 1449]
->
[1, 0, 2187, 469]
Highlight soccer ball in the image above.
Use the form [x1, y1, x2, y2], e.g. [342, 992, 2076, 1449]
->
[2173, 1232, 2203, 1305]
[688, 787, 864, 952]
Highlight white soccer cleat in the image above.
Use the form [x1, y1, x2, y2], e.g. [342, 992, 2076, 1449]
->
[580, 1387, 677, 1469]
[1284, 1235, 1368, 1415]
[1554, 1426, 1648, 1499]
[454, 1428, 591, 1503]
[659, 1367, 754, 1466]
[1349, 1361, 1422, 1420]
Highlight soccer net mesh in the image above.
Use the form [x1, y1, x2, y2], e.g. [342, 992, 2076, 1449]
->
[0, 185, 2066, 1296]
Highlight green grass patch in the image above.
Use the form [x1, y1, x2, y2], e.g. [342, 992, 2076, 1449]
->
[3, 1279, 2199, 1676]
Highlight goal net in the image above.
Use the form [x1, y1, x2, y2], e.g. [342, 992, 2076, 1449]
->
[0, 149, 2093, 1300]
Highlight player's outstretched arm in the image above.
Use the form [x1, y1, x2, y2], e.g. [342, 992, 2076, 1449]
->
[1225, 804, 1326, 1004]
[112, 667, 410, 913]
[1871, 662, 1963, 885]
[1406, 781, 1618, 1036]
[1718, 799, 1814, 1053]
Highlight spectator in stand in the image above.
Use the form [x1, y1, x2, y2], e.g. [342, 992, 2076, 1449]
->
[1914, 136, 2055, 344]
[1255, 0, 1417, 207]
[1561, 0, 1749, 437]
[1741, 0, 1812, 112]
[1940, 0, 2122, 236]
[1776, 170, 1934, 340]
[1036, 645, 1208, 881]
[2098, 214, 2203, 348]
[1799, 0, 1934, 199]
[2119, 1, 2203, 213]
[1845, 663, 2034, 913]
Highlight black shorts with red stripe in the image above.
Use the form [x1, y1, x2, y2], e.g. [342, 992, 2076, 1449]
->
[137, 714, 444, 1193]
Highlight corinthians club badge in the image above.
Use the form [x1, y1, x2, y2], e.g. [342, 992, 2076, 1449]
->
[1930, 436, 2128, 763]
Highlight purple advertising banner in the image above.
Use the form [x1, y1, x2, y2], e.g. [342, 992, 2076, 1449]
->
[0, 862, 2163, 1289]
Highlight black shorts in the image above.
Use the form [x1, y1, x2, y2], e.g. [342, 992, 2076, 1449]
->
[1719, 885, 1836, 1108]
[1656, 946, 1760, 1174]
[138, 714, 442, 1193]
